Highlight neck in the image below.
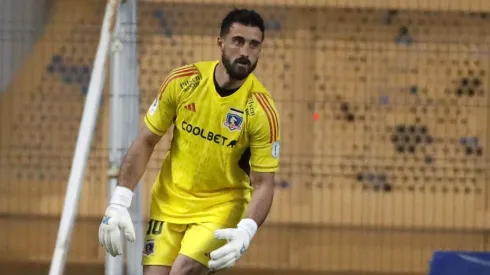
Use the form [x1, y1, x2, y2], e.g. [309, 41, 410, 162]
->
[215, 62, 246, 90]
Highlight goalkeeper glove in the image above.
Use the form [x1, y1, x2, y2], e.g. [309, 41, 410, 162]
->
[208, 219, 258, 271]
[98, 186, 135, 257]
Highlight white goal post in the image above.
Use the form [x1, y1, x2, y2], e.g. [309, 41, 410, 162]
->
[48, 1, 121, 274]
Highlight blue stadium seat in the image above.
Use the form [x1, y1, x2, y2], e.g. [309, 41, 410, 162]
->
[429, 251, 490, 275]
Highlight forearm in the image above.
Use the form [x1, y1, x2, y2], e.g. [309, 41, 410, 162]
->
[117, 138, 155, 191]
[245, 179, 275, 228]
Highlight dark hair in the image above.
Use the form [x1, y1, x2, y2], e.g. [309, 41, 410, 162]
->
[220, 8, 265, 40]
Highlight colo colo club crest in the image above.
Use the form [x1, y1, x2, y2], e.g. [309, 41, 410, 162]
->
[224, 108, 244, 131]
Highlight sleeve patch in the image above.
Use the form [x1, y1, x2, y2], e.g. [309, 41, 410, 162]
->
[148, 98, 159, 116]
[272, 141, 280, 158]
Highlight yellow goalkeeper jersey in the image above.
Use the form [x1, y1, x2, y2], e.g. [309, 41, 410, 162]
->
[144, 60, 280, 226]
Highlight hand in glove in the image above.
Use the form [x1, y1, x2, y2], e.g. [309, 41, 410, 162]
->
[98, 186, 135, 257]
[208, 219, 258, 271]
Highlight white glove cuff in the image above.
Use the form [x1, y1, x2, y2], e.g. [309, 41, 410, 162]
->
[237, 218, 258, 240]
[109, 186, 133, 208]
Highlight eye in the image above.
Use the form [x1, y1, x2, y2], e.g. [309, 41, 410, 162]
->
[232, 36, 245, 46]
[250, 40, 261, 49]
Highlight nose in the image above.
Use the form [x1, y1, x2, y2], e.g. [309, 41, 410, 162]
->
[239, 45, 251, 57]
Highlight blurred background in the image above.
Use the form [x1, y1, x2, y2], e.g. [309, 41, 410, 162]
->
[1, 0, 490, 274]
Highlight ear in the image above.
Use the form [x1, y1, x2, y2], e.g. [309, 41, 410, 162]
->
[217, 37, 224, 52]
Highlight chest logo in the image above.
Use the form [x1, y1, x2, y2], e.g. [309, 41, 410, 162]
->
[180, 75, 202, 93]
[224, 108, 244, 131]
[184, 103, 196, 112]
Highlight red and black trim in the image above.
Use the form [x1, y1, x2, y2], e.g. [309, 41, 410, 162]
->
[158, 66, 199, 99]
[253, 93, 279, 143]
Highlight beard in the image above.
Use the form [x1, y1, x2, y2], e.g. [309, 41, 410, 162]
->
[222, 54, 258, 81]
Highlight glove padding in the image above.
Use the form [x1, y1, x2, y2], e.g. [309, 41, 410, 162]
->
[208, 219, 257, 271]
[98, 186, 135, 257]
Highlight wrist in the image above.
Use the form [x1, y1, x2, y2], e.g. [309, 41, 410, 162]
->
[237, 218, 258, 240]
[109, 186, 133, 208]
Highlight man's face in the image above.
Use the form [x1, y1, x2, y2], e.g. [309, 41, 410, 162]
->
[219, 23, 263, 80]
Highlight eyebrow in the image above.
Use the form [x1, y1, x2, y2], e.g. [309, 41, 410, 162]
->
[232, 35, 262, 44]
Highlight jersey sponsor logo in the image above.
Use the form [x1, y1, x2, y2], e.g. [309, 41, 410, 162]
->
[224, 108, 244, 131]
[180, 75, 201, 93]
[158, 67, 198, 100]
[272, 141, 280, 158]
[148, 98, 159, 116]
[246, 97, 256, 116]
[182, 121, 236, 147]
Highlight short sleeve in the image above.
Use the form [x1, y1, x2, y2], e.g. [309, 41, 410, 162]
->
[248, 93, 281, 173]
[144, 74, 179, 136]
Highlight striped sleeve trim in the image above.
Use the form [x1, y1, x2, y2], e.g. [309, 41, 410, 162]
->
[158, 66, 199, 99]
[254, 93, 279, 143]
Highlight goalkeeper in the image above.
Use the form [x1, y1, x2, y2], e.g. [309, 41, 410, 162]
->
[98, 8, 281, 275]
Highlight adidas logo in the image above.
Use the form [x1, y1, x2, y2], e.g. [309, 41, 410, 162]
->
[184, 103, 196, 112]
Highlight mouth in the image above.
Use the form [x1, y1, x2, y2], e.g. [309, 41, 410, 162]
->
[235, 62, 250, 68]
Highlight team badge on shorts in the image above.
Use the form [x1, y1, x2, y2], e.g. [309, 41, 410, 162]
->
[224, 108, 244, 131]
[143, 239, 155, 256]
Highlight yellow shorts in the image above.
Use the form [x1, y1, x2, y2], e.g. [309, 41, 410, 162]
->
[142, 219, 228, 268]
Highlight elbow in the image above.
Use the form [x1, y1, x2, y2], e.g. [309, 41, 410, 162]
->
[251, 172, 275, 190]
[141, 135, 159, 149]
[138, 126, 162, 149]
